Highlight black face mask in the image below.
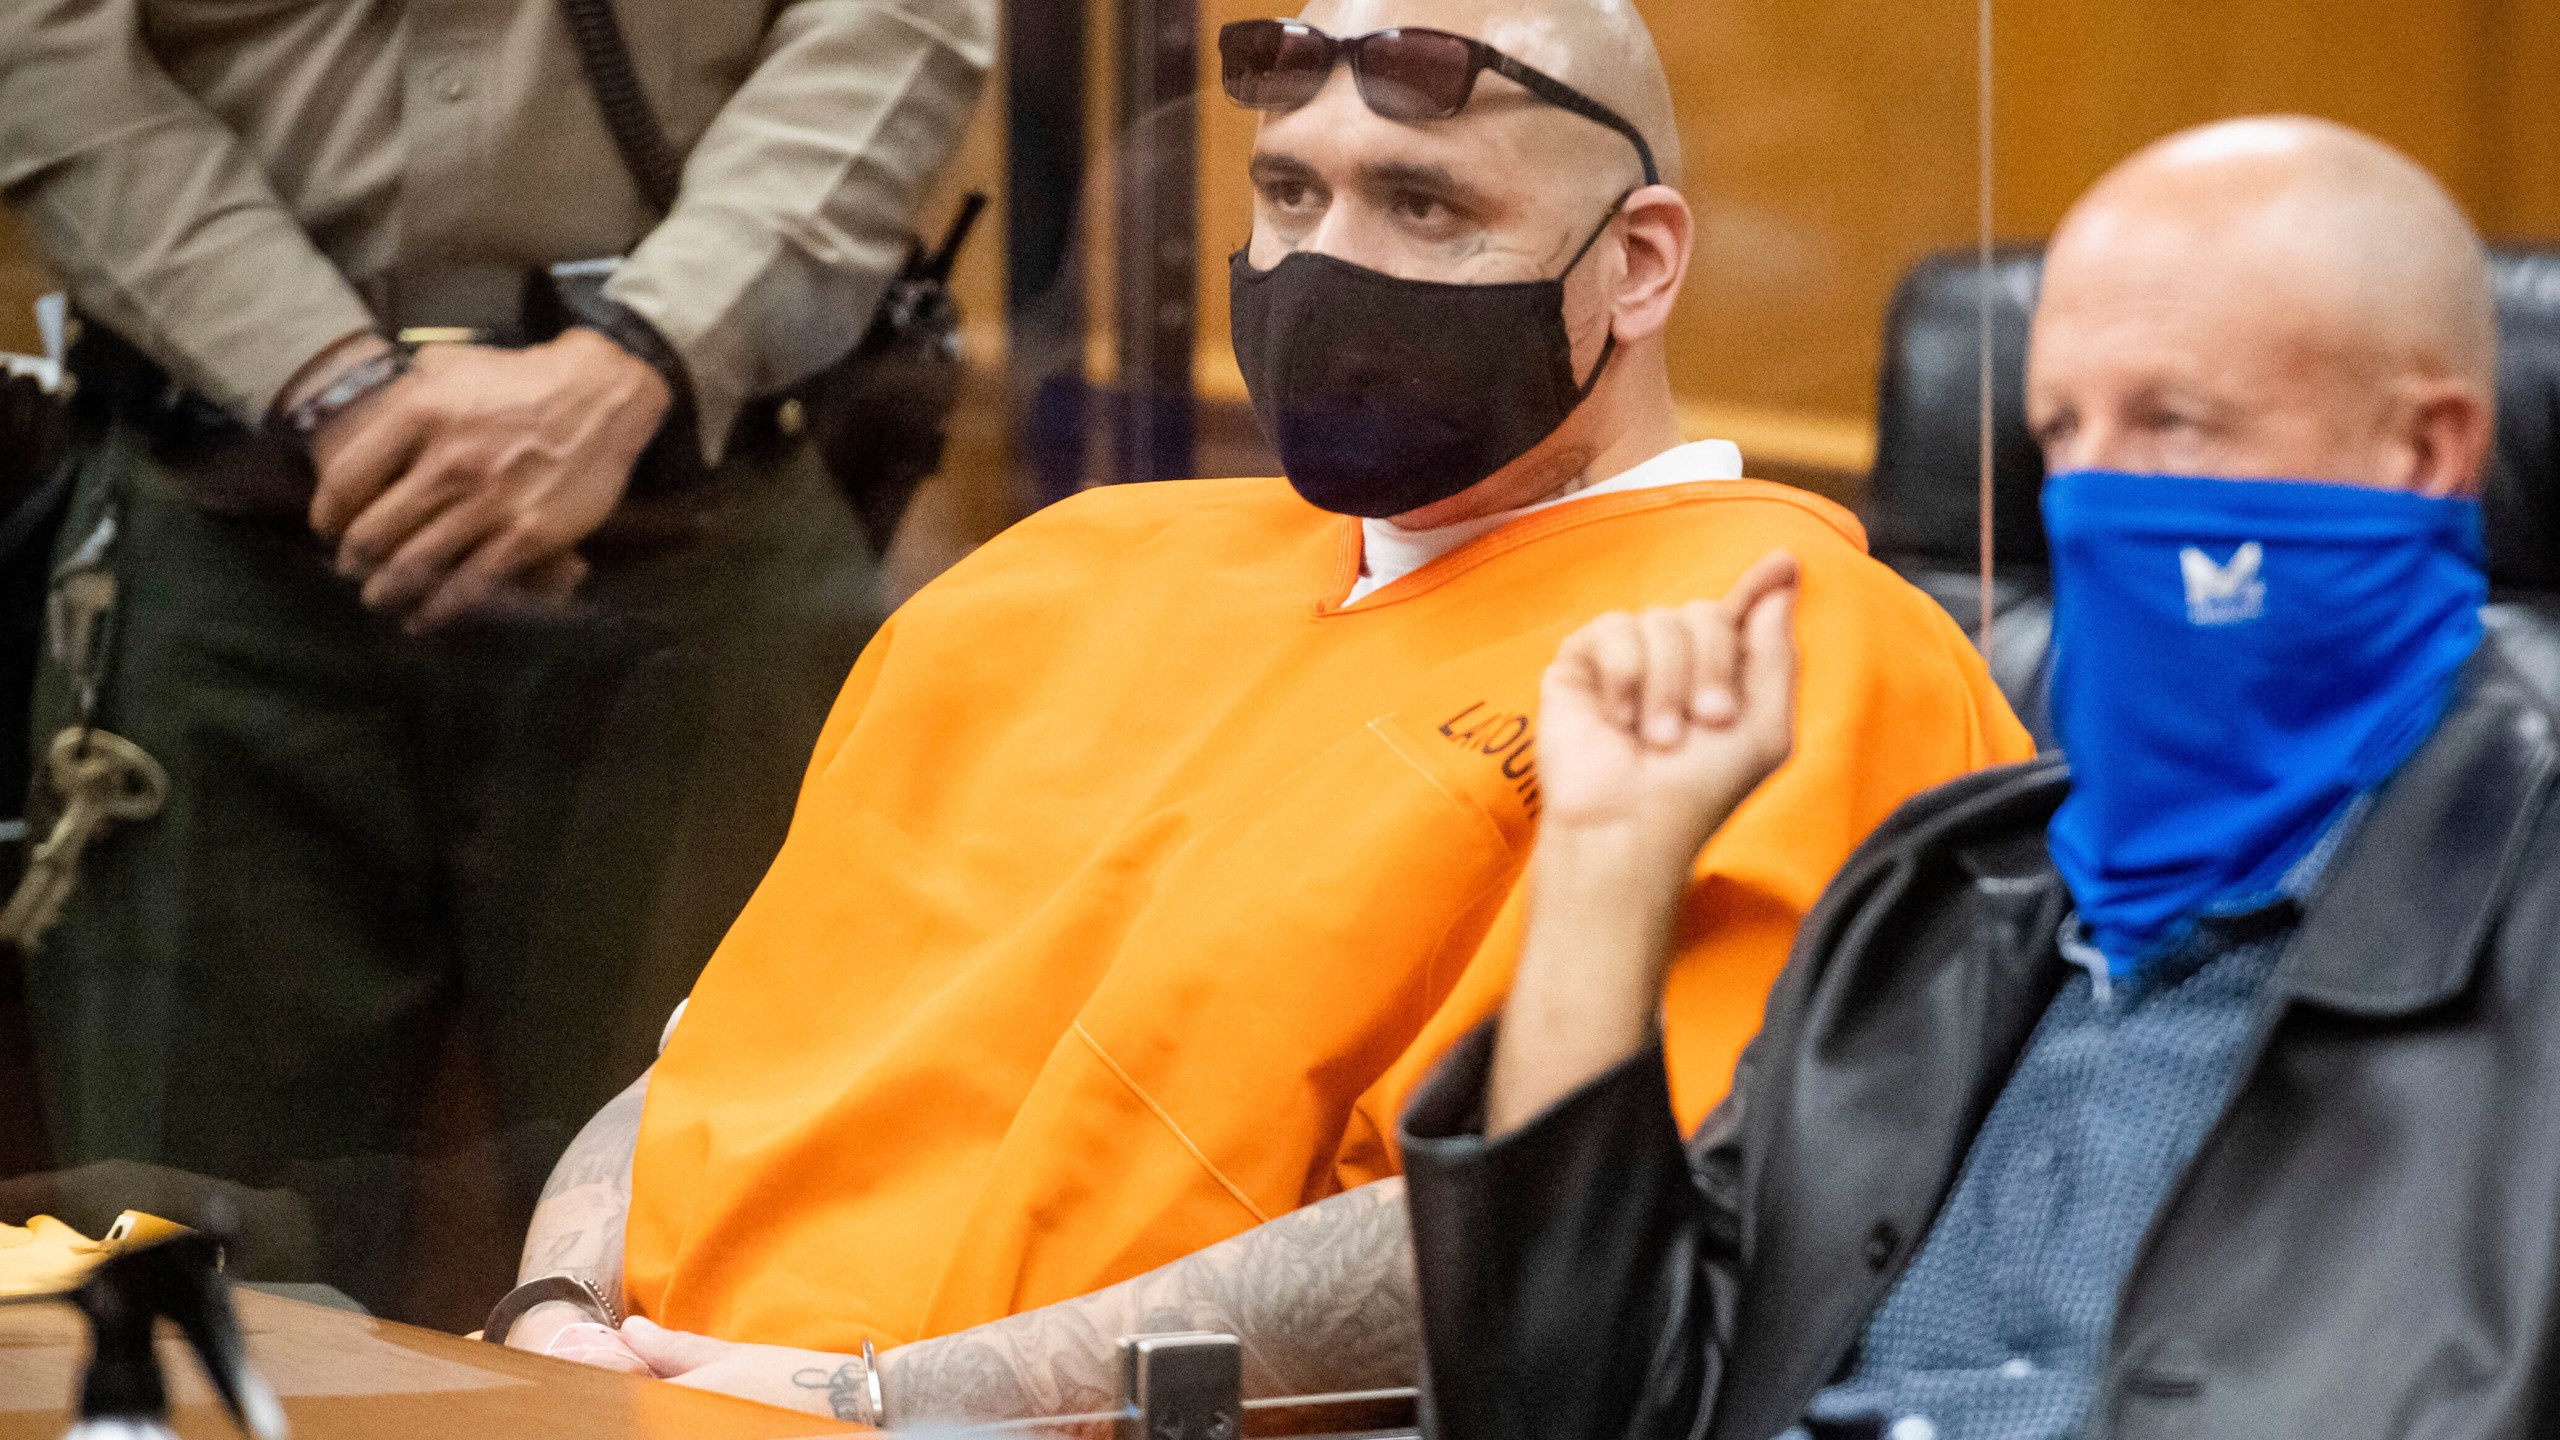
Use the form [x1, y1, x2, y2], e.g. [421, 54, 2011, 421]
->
[1229, 210, 1622, 518]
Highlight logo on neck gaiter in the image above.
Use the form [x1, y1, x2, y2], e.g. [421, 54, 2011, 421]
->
[2180, 542, 2267, 626]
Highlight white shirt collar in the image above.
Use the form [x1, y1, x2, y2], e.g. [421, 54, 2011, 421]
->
[1344, 439, 1744, 607]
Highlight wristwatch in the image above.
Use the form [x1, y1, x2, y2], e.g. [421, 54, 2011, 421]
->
[566, 295, 694, 421]
[481, 1273, 621, 1346]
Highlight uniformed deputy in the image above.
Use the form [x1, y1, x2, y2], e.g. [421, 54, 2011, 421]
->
[0, 0, 991, 1318]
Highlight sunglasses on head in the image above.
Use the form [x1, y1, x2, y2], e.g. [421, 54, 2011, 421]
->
[1217, 18, 1661, 188]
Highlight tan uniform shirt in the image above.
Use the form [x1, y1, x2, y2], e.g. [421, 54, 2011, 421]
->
[0, 0, 993, 456]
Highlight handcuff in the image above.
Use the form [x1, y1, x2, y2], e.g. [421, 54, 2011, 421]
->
[857, 1339, 887, 1427]
[480, 1272, 621, 1346]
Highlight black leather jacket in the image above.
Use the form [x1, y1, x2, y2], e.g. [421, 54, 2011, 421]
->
[1401, 625, 2560, 1440]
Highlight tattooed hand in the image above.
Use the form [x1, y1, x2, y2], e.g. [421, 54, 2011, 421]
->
[604, 1179, 1418, 1430]
[619, 1317, 878, 1420]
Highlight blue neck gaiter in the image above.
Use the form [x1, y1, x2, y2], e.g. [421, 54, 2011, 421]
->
[2043, 470, 2486, 977]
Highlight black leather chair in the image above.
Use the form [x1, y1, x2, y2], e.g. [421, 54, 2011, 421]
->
[1865, 249, 2056, 743]
[2484, 249, 2560, 705]
[1867, 243, 2560, 749]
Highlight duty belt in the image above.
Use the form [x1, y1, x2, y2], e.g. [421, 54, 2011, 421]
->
[68, 295, 789, 519]
[356, 261, 544, 346]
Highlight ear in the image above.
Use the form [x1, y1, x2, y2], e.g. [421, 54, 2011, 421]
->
[2398, 377, 2497, 499]
[1607, 184, 1693, 346]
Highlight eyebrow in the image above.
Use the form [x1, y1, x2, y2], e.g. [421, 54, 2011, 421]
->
[1246, 151, 1499, 222]
[1249, 153, 1325, 191]
[1356, 160, 1492, 214]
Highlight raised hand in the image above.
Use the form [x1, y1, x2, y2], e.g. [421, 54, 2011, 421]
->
[1535, 549, 1800, 859]
[1487, 550, 1800, 1134]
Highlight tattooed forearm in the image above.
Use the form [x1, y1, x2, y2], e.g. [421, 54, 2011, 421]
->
[879, 1178, 1417, 1428]
[795, 1361, 876, 1422]
[517, 1066, 652, 1290]
[540, 1068, 651, 1202]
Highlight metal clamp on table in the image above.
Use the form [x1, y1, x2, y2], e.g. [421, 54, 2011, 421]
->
[966, 1332, 1418, 1440]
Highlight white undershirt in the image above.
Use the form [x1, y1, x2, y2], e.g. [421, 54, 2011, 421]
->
[1342, 439, 1745, 607]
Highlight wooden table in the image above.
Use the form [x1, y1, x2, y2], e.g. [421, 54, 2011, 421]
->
[0, 1287, 868, 1439]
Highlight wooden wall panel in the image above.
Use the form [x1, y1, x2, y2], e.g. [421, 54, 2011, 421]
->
[1992, 0, 2560, 240]
[1647, 0, 1977, 425]
[0, 210, 50, 357]
[3, 0, 2556, 468]
[2476, 0, 2560, 237]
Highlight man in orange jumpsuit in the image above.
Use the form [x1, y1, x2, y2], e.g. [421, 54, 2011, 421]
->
[483, 0, 2033, 1423]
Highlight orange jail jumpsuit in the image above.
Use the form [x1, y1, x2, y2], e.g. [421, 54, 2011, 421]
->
[624, 471, 2034, 1352]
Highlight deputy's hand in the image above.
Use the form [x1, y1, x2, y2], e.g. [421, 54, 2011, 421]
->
[618, 1316, 877, 1420]
[1535, 550, 1800, 863]
[307, 329, 670, 634]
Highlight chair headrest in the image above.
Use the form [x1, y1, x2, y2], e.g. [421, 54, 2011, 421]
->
[1865, 247, 2051, 570]
[1865, 244, 2560, 593]
[2487, 246, 2560, 593]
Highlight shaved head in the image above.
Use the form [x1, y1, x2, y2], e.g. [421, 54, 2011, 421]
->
[1297, 0, 1682, 195]
[2030, 116, 2499, 496]
[2064, 116, 2492, 393]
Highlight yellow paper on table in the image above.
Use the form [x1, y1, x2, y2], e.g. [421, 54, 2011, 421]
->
[0, 1211, 192, 1299]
